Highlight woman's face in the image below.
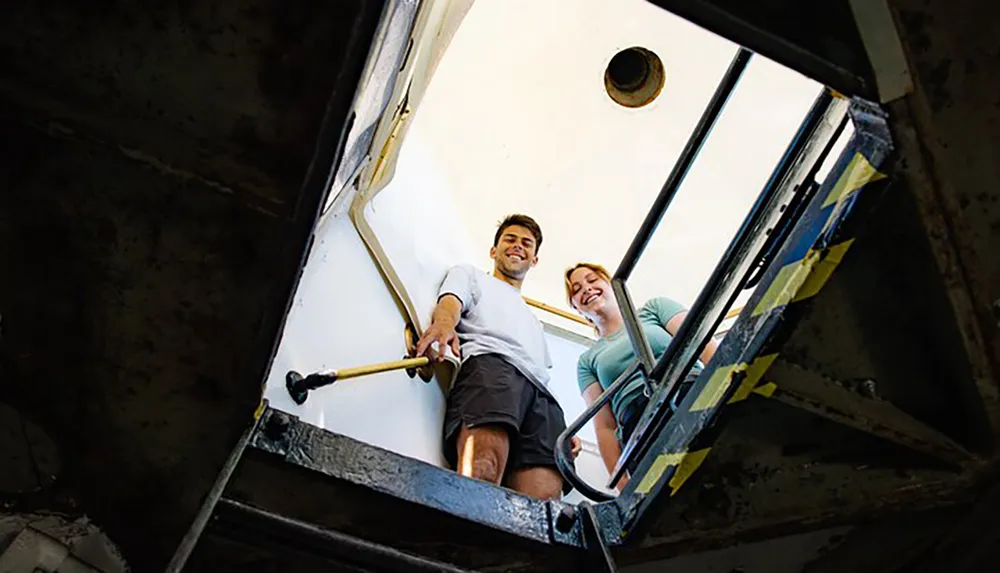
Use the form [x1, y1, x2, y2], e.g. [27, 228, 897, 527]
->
[569, 267, 614, 317]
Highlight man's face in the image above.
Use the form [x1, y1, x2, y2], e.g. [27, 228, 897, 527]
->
[490, 225, 539, 281]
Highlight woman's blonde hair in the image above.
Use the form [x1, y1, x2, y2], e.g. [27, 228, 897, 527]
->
[564, 263, 612, 335]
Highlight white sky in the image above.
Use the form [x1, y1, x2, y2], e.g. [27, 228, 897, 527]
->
[394, 0, 828, 325]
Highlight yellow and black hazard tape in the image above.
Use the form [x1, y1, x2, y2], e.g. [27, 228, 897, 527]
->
[634, 447, 712, 496]
[689, 353, 779, 412]
[751, 239, 855, 316]
[751, 151, 886, 317]
[822, 152, 887, 210]
[253, 378, 268, 421]
[630, 152, 887, 501]
[632, 354, 779, 497]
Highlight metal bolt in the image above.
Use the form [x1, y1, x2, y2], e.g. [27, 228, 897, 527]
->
[858, 378, 879, 399]
[555, 505, 577, 533]
[263, 411, 290, 441]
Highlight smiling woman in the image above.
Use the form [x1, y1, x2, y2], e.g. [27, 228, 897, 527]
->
[563, 262, 717, 487]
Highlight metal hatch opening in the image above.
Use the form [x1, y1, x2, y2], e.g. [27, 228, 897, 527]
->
[162, 1, 903, 572]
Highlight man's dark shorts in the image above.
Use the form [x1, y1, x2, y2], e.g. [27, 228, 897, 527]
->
[444, 353, 568, 482]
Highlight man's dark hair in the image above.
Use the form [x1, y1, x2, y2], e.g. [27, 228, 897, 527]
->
[494, 214, 543, 253]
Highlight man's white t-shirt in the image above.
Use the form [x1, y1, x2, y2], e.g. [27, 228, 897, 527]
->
[438, 264, 553, 394]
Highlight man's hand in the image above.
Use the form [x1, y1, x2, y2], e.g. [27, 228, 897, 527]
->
[416, 322, 461, 362]
[570, 436, 582, 459]
[416, 294, 463, 362]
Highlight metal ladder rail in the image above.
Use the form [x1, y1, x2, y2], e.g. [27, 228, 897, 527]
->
[549, 47, 753, 502]
[608, 88, 845, 488]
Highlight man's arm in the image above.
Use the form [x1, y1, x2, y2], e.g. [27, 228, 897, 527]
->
[416, 294, 463, 361]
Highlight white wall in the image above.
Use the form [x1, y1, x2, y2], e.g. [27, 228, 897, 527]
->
[262, 212, 449, 466]
[262, 127, 469, 467]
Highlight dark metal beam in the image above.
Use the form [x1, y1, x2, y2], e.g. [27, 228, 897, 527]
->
[211, 498, 474, 573]
[884, 0, 1000, 445]
[245, 408, 581, 549]
[799, 510, 962, 573]
[900, 485, 1000, 573]
[644, 0, 874, 98]
[768, 358, 979, 467]
[164, 413, 263, 573]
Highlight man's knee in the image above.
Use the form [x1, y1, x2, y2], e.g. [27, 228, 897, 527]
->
[471, 450, 503, 483]
[457, 425, 510, 484]
[509, 467, 564, 500]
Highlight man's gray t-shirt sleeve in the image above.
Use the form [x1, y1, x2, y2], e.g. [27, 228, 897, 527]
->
[435, 264, 553, 393]
[438, 265, 480, 312]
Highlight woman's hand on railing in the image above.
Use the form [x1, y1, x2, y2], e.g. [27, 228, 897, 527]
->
[570, 436, 582, 459]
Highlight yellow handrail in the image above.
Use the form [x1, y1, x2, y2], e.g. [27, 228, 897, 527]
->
[334, 356, 431, 381]
[523, 297, 592, 326]
[524, 296, 745, 326]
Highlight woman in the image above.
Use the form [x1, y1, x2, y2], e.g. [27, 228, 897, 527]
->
[565, 262, 718, 489]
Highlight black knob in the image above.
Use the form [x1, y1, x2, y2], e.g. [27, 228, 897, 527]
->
[286, 371, 309, 405]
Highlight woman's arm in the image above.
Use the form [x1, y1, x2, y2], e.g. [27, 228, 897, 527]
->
[582, 383, 629, 491]
[665, 310, 719, 366]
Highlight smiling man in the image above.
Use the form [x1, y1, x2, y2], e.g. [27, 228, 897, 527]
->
[416, 214, 576, 499]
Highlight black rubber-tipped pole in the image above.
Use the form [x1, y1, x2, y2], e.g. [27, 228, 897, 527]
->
[285, 370, 337, 405]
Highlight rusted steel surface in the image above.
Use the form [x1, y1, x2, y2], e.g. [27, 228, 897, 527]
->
[886, 0, 1000, 443]
[768, 358, 977, 467]
[0, 1, 384, 570]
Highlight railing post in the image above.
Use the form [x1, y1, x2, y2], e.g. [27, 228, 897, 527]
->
[612, 48, 753, 392]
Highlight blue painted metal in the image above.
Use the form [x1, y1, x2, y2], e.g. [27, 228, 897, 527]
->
[249, 407, 582, 548]
[617, 97, 896, 538]
[580, 502, 619, 572]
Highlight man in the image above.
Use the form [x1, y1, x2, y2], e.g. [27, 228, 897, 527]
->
[416, 214, 577, 499]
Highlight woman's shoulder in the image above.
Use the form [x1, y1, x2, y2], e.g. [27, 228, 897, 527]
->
[576, 338, 606, 368]
[576, 341, 597, 362]
[639, 296, 686, 322]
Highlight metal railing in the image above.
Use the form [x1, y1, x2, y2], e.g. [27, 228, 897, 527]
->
[608, 87, 840, 486]
[552, 47, 751, 499]
[554, 46, 848, 499]
[612, 48, 754, 394]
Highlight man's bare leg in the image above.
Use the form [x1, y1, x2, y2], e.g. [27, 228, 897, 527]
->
[507, 466, 564, 500]
[456, 425, 510, 484]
